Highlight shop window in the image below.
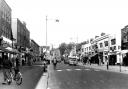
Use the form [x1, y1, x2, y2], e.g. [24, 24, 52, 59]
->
[114, 46, 116, 50]
[89, 46, 91, 50]
[100, 43, 103, 48]
[104, 41, 108, 47]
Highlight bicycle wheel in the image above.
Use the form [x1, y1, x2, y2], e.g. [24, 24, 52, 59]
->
[15, 72, 22, 85]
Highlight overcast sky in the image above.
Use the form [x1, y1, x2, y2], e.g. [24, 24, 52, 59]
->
[6, 0, 128, 48]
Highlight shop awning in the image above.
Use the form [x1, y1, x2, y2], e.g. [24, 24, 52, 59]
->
[0, 47, 19, 54]
[121, 50, 128, 54]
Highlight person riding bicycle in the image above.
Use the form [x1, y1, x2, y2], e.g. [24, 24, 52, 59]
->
[2, 54, 12, 84]
[13, 54, 20, 80]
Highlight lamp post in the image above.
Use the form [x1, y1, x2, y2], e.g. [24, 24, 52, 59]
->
[46, 16, 48, 47]
[107, 34, 111, 70]
[45, 16, 59, 52]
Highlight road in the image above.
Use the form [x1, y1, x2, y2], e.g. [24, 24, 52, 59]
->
[0, 62, 44, 89]
[48, 62, 128, 89]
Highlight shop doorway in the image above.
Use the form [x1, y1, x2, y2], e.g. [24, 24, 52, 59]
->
[109, 55, 117, 65]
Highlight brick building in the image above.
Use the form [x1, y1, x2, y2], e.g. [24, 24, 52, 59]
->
[0, 0, 12, 47]
[12, 18, 30, 50]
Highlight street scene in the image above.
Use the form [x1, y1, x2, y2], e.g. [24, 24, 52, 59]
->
[1, 0, 128, 89]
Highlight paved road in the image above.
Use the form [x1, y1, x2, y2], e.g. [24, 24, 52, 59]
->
[48, 62, 128, 89]
[0, 62, 44, 89]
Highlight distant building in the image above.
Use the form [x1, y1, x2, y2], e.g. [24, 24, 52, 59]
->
[12, 18, 30, 50]
[0, 0, 12, 47]
[39, 46, 44, 56]
[30, 39, 40, 58]
[81, 33, 121, 65]
[41, 46, 50, 53]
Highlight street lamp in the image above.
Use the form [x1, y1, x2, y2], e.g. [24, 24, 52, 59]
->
[45, 16, 59, 51]
[107, 34, 111, 70]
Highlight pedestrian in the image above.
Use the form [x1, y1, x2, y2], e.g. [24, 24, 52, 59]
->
[2, 53, 12, 84]
[53, 57, 57, 70]
[88, 57, 91, 65]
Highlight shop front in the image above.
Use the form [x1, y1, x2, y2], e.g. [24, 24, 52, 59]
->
[109, 51, 117, 65]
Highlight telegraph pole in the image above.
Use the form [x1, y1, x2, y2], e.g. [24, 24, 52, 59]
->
[46, 16, 48, 47]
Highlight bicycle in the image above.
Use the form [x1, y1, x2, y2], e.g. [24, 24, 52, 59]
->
[7, 67, 23, 85]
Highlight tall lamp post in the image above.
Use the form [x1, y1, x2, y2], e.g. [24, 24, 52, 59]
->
[45, 16, 59, 52]
[107, 34, 111, 70]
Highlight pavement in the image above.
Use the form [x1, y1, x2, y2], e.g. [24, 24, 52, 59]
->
[35, 72, 48, 89]
[78, 62, 128, 74]
[0, 61, 47, 89]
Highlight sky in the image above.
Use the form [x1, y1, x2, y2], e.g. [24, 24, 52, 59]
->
[5, 0, 128, 48]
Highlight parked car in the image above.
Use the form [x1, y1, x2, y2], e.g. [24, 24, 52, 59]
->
[68, 57, 78, 66]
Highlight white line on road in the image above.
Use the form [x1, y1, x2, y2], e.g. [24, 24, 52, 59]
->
[75, 69, 81, 70]
[66, 69, 72, 71]
[57, 70, 62, 71]
[84, 69, 90, 70]
[83, 81, 87, 84]
[75, 81, 79, 83]
[94, 69, 100, 71]
[100, 80, 104, 83]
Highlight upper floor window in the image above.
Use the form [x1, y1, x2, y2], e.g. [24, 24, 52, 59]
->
[85, 48, 86, 51]
[104, 41, 108, 47]
[89, 46, 91, 50]
[111, 39, 116, 45]
[87, 47, 88, 51]
[99, 43, 103, 48]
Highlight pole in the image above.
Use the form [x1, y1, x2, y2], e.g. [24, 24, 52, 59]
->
[107, 35, 110, 70]
[119, 53, 122, 72]
[46, 16, 48, 47]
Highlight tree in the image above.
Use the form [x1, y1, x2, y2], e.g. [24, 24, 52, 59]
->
[59, 42, 76, 56]
[59, 43, 67, 56]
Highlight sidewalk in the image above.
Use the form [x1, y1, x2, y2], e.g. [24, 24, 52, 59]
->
[35, 72, 48, 89]
[35, 63, 49, 89]
[78, 62, 128, 74]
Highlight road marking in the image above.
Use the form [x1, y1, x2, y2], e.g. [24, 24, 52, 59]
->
[57, 70, 62, 71]
[67, 82, 71, 85]
[75, 69, 81, 70]
[91, 80, 95, 83]
[100, 80, 104, 83]
[84, 69, 90, 70]
[66, 69, 72, 71]
[94, 69, 100, 71]
[75, 81, 79, 83]
[83, 81, 87, 84]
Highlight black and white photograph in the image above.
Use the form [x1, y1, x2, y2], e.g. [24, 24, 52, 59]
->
[1, 0, 128, 89]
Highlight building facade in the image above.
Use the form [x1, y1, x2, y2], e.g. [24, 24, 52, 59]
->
[30, 39, 40, 61]
[12, 18, 30, 50]
[0, 0, 12, 47]
[39, 46, 44, 56]
[81, 33, 121, 65]
[121, 25, 128, 65]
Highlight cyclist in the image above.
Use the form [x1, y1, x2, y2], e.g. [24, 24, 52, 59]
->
[2, 54, 12, 84]
[14, 54, 20, 80]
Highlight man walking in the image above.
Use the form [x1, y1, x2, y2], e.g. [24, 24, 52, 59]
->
[52, 57, 57, 70]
